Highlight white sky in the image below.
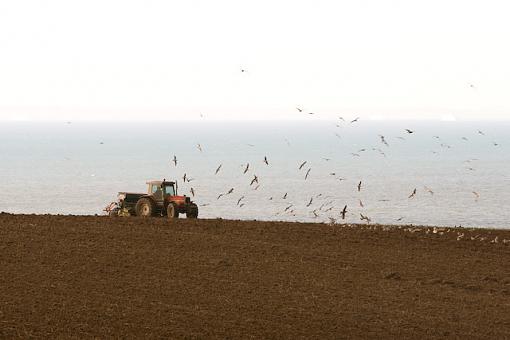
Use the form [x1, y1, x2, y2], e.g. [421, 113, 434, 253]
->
[0, 0, 509, 121]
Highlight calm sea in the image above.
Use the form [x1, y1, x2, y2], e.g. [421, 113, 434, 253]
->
[0, 120, 508, 228]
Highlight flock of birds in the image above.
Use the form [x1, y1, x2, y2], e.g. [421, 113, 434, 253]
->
[165, 106, 502, 227]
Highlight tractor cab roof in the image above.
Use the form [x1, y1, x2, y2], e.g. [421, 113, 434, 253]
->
[147, 180, 175, 186]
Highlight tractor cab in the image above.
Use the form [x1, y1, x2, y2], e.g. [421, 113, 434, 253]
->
[147, 180, 176, 201]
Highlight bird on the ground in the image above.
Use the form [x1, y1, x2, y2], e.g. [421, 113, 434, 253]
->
[215, 164, 222, 175]
[357, 181, 362, 192]
[305, 168, 311, 180]
[340, 205, 347, 219]
[250, 175, 259, 186]
[237, 196, 245, 206]
[408, 188, 417, 199]
[264, 156, 269, 165]
[190, 188, 195, 197]
[172, 155, 177, 166]
[405, 129, 414, 134]
[243, 163, 249, 174]
[298, 161, 307, 170]
[306, 197, 313, 207]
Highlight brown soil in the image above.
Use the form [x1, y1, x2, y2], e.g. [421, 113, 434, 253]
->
[1, 214, 509, 339]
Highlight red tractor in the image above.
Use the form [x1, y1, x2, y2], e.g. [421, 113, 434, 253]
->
[105, 180, 198, 219]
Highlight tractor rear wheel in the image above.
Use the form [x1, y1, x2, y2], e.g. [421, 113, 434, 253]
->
[135, 198, 156, 217]
[186, 203, 199, 219]
[167, 203, 179, 219]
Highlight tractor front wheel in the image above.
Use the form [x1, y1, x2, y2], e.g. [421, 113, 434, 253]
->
[135, 198, 156, 217]
[167, 203, 179, 219]
[186, 203, 199, 219]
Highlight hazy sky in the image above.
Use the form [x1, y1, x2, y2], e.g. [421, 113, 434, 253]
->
[1, 0, 509, 121]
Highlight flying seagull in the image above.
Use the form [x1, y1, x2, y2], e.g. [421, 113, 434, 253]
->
[350, 117, 360, 123]
[360, 213, 371, 223]
[237, 196, 245, 206]
[408, 188, 417, 199]
[305, 168, 311, 180]
[250, 175, 259, 186]
[243, 163, 249, 174]
[282, 193, 288, 199]
[298, 161, 307, 170]
[424, 186, 434, 195]
[405, 129, 414, 134]
[190, 188, 195, 197]
[379, 135, 389, 147]
[197, 144, 203, 152]
[264, 156, 269, 165]
[306, 197, 313, 207]
[227, 188, 234, 195]
[340, 205, 347, 220]
[472, 191, 480, 201]
[172, 155, 177, 166]
[357, 181, 362, 192]
[215, 164, 222, 175]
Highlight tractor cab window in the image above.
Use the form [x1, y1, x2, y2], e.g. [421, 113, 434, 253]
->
[151, 185, 162, 195]
[164, 184, 175, 196]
